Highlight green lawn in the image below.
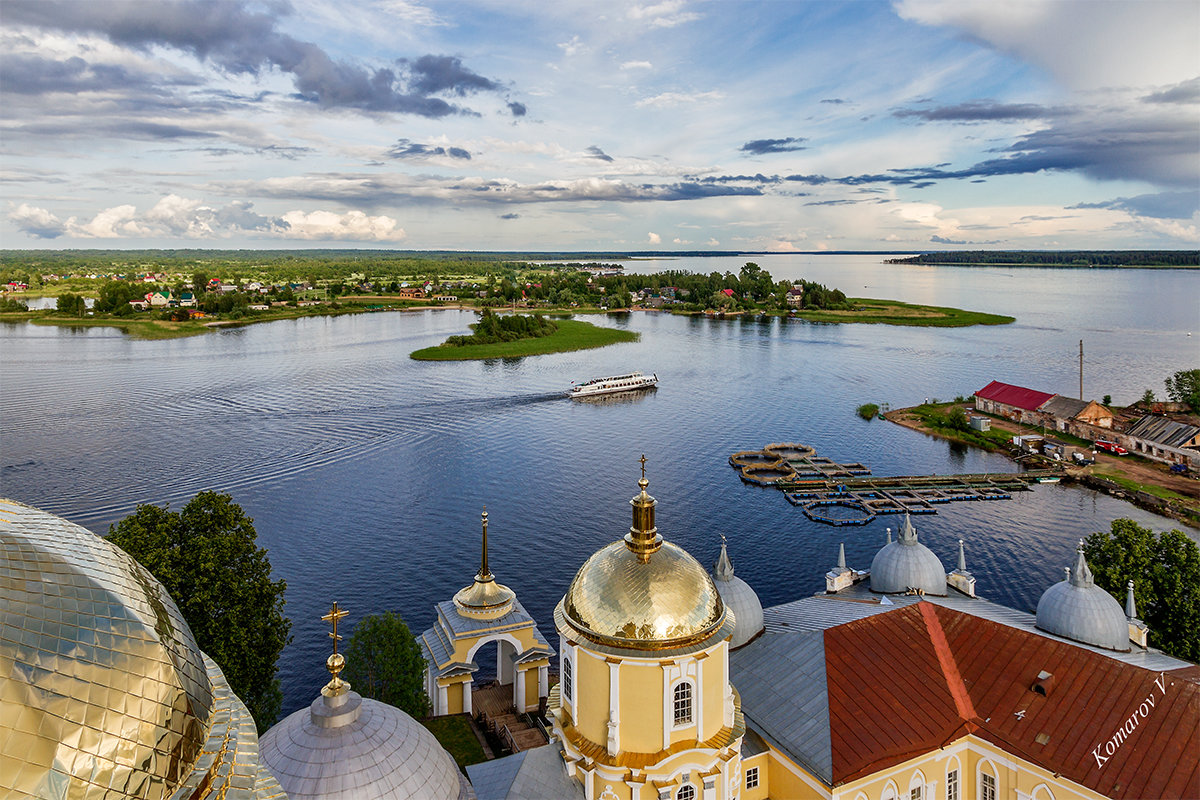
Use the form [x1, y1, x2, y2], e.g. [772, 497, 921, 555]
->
[421, 715, 487, 771]
[793, 298, 1014, 327]
[410, 318, 638, 360]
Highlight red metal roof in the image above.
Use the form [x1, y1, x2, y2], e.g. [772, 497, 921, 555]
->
[823, 603, 1200, 799]
[975, 380, 1056, 411]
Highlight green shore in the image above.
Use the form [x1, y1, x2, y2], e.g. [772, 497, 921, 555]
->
[786, 297, 1012, 326]
[410, 318, 637, 360]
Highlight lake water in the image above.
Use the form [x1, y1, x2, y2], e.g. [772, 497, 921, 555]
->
[1, 254, 1197, 716]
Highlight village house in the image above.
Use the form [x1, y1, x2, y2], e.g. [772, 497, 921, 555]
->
[1124, 416, 1200, 466]
[396, 287, 425, 300]
[786, 285, 805, 306]
[146, 291, 171, 308]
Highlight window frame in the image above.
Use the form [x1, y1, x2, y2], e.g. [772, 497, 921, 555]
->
[745, 766, 759, 790]
[672, 680, 694, 726]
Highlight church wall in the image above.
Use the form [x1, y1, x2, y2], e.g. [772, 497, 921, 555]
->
[700, 647, 727, 740]
[576, 647, 612, 745]
[740, 752, 769, 800]
[766, 747, 828, 800]
[619, 660, 665, 752]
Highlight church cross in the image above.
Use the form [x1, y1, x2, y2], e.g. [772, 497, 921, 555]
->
[639, 453, 647, 479]
[322, 601, 349, 657]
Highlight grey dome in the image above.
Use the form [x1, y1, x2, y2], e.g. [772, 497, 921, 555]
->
[260, 690, 472, 800]
[1036, 546, 1129, 651]
[711, 541, 764, 649]
[869, 515, 947, 595]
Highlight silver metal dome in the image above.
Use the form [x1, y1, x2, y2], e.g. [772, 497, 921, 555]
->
[1035, 545, 1129, 651]
[260, 690, 472, 800]
[869, 515, 947, 595]
[711, 540, 764, 649]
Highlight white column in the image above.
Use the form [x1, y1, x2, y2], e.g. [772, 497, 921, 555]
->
[695, 656, 704, 735]
[463, 681, 473, 715]
[539, 664, 548, 698]
[438, 683, 449, 716]
[662, 664, 673, 750]
[607, 659, 621, 756]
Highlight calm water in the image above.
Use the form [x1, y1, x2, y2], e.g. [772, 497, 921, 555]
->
[1, 254, 1197, 716]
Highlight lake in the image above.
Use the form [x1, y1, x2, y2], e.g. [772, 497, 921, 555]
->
[1, 253, 1196, 716]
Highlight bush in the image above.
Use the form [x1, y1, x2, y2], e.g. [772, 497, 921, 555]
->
[857, 403, 879, 420]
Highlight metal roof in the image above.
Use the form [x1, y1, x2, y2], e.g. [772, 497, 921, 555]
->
[975, 380, 1056, 411]
[736, 599, 1199, 798]
[731, 628, 833, 782]
[1126, 415, 1200, 448]
[467, 745, 583, 800]
[1038, 395, 1089, 419]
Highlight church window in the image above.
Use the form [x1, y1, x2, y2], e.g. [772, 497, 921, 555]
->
[947, 770, 958, 800]
[746, 767, 759, 789]
[676, 785, 695, 800]
[911, 786, 922, 800]
[981, 773, 996, 800]
[562, 656, 573, 704]
[673, 681, 693, 725]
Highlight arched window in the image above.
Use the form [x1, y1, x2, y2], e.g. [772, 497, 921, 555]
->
[673, 681, 693, 725]
[562, 656, 573, 704]
[978, 762, 997, 800]
[676, 784, 696, 800]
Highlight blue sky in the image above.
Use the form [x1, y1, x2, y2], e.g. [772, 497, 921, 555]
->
[3, 0, 1197, 250]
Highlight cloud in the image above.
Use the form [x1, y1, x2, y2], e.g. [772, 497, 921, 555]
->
[635, 90, 723, 109]
[585, 145, 614, 162]
[4, 0, 509, 117]
[894, 0, 1199, 90]
[1069, 190, 1200, 220]
[620, 60, 653, 70]
[785, 111, 1200, 189]
[376, 0, 446, 27]
[647, 232, 661, 244]
[7, 195, 403, 241]
[499, 213, 520, 220]
[628, 0, 700, 28]
[9, 203, 67, 238]
[279, 209, 404, 241]
[820, 98, 848, 105]
[930, 234, 966, 245]
[893, 101, 1057, 121]
[1144, 77, 1200, 105]
[558, 35, 584, 57]
[387, 139, 472, 160]
[507, 101, 527, 117]
[228, 173, 765, 206]
[739, 137, 806, 155]
[705, 238, 719, 246]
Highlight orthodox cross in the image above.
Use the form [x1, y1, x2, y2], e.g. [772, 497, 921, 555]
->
[639, 453, 647, 479]
[322, 601, 349, 657]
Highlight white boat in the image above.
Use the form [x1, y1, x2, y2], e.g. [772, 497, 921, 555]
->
[568, 371, 658, 399]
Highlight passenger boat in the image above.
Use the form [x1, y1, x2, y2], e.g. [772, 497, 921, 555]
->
[567, 371, 658, 399]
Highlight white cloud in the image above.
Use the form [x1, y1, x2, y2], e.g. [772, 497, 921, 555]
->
[635, 90, 723, 109]
[73, 205, 147, 238]
[374, 0, 446, 26]
[672, 237, 690, 244]
[620, 60, 653, 70]
[894, 0, 1200, 90]
[9, 203, 66, 238]
[558, 35, 585, 57]
[647, 232, 661, 244]
[280, 209, 406, 241]
[628, 0, 701, 28]
[706, 237, 719, 246]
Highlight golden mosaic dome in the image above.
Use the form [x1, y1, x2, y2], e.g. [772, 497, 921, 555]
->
[0, 499, 282, 800]
[561, 470, 726, 650]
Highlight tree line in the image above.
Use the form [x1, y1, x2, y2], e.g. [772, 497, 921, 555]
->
[888, 251, 1198, 267]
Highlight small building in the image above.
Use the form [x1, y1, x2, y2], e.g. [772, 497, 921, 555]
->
[975, 380, 1056, 423]
[145, 291, 171, 307]
[397, 287, 424, 299]
[785, 286, 805, 306]
[178, 292, 196, 308]
[1124, 415, 1200, 466]
[968, 415, 990, 431]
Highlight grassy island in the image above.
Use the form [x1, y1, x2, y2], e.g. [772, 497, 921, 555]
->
[411, 317, 637, 360]
[791, 298, 1013, 327]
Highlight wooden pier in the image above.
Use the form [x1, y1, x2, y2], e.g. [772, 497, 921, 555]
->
[731, 443, 1063, 525]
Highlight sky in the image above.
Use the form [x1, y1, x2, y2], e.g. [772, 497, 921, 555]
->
[2, 0, 1198, 251]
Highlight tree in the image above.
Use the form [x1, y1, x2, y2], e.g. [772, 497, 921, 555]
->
[1140, 389, 1156, 405]
[107, 491, 292, 731]
[1102, 394, 1112, 406]
[1164, 369, 1200, 412]
[1083, 519, 1200, 663]
[56, 293, 85, 317]
[341, 612, 431, 717]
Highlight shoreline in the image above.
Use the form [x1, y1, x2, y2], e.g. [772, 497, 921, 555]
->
[884, 405, 1200, 528]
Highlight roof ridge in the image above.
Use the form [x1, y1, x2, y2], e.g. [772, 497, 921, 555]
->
[918, 602, 977, 723]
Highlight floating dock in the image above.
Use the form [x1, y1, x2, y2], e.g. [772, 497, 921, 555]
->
[731, 444, 1062, 525]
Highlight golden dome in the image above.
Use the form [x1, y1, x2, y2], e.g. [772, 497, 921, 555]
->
[0, 499, 283, 800]
[563, 540, 726, 650]
[561, 462, 726, 650]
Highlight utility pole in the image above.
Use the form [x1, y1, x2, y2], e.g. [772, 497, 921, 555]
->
[1079, 339, 1084, 399]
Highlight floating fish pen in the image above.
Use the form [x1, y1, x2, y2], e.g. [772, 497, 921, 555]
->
[739, 463, 797, 485]
[729, 450, 786, 469]
[763, 442, 816, 461]
[799, 498, 875, 526]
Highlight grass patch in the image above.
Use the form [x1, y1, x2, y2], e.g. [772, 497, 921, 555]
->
[6, 305, 378, 340]
[794, 298, 1014, 327]
[1091, 469, 1194, 504]
[905, 402, 1013, 450]
[421, 715, 487, 771]
[857, 403, 879, 420]
[28, 316, 214, 340]
[411, 318, 637, 360]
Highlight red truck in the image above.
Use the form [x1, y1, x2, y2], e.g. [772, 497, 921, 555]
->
[1094, 440, 1129, 455]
